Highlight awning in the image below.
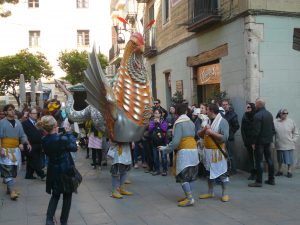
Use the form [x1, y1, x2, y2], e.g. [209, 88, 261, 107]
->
[68, 84, 86, 92]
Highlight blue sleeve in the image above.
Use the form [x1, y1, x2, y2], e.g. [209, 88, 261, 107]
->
[61, 132, 78, 152]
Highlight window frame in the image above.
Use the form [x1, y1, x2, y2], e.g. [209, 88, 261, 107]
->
[77, 0, 89, 8]
[162, 0, 170, 25]
[293, 28, 300, 51]
[29, 30, 40, 48]
[28, 0, 39, 8]
[77, 30, 90, 47]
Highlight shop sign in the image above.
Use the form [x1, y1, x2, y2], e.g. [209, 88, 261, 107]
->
[197, 63, 220, 85]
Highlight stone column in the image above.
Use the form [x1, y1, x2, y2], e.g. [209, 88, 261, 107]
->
[244, 15, 264, 102]
[30, 76, 36, 107]
[19, 74, 26, 111]
[38, 79, 44, 109]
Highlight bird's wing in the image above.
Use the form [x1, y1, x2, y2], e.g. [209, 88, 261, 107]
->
[84, 47, 116, 138]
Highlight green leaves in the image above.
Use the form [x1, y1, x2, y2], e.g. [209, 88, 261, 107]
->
[0, 49, 53, 105]
[58, 49, 108, 85]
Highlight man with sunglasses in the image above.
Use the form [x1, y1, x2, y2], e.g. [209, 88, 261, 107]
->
[153, 99, 168, 119]
[248, 98, 275, 187]
[0, 104, 32, 200]
[22, 107, 46, 180]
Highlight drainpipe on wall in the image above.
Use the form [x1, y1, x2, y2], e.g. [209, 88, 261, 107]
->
[244, 15, 264, 102]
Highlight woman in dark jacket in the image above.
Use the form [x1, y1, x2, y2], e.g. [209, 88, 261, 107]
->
[241, 103, 256, 180]
[41, 115, 78, 225]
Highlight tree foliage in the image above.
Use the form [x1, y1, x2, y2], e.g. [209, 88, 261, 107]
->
[171, 91, 184, 105]
[0, 49, 53, 106]
[58, 50, 108, 85]
[0, 0, 19, 17]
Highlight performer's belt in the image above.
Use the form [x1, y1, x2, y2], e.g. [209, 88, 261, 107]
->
[204, 135, 224, 163]
[1, 137, 19, 148]
[1, 137, 19, 162]
[173, 136, 197, 176]
[177, 137, 197, 150]
[204, 135, 225, 149]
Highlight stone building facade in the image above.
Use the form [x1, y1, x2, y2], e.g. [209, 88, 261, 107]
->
[137, 0, 300, 168]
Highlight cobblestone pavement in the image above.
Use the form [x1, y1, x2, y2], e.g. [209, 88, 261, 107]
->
[1, 149, 300, 225]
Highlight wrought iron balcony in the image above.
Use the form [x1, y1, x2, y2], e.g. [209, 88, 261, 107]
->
[144, 27, 157, 58]
[187, 0, 221, 32]
[109, 44, 120, 62]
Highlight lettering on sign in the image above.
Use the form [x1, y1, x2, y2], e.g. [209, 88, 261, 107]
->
[197, 63, 220, 85]
[176, 80, 183, 95]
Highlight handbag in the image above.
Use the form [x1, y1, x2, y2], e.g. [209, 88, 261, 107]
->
[60, 151, 82, 193]
[60, 165, 82, 193]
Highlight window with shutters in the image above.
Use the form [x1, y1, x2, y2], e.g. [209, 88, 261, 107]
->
[29, 31, 40, 48]
[77, 0, 89, 8]
[77, 30, 90, 47]
[293, 28, 300, 51]
[28, 0, 39, 8]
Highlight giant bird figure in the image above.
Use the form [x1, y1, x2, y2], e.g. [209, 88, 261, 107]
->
[84, 32, 152, 142]
[55, 79, 106, 133]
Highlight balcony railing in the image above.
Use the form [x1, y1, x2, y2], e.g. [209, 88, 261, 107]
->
[187, 0, 221, 32]
[109, 44, 120, 62]
[144, 27, 157, 58]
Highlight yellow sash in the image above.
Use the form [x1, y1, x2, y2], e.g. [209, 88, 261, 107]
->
[172, 136, 196, 176]
[203, 135, 225, 163]
[1, 137, 19, 148]
[1, 137, 19, 162]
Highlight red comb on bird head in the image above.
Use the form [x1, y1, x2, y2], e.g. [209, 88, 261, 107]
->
[130, 32, 144, 46]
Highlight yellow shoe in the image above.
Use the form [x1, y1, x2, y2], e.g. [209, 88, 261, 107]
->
[14, 189, 20, 196]
[10, 190, 18, 200]
[177, 197, 187, 202]
[119, 189, 133, 196]
[177, 198, 194, 207]
[111, 192, 123, 199]
[125, 180, 131, 184]
[221, 195, 230, 202]
[199, 193, 214, 199]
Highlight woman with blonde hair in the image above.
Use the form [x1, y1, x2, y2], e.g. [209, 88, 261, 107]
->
[41, 115, 78, 225]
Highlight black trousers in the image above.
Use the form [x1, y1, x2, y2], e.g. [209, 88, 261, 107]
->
[246, 145, 256, 175]
[255, 143, 274, 183]
[142, 139, 154, 171]
[91, 148, 102, 166]
[46, 192, 72, 225]
[26, 150, 45, 178]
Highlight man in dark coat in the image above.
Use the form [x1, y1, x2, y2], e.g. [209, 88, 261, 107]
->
[153, 99, 168, 119]
[22, 107, 45, 180]
[222, 100, 240, 174]
[249, 98, 275, 187]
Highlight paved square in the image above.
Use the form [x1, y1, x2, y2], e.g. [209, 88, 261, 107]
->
[1, 149, 299, 225]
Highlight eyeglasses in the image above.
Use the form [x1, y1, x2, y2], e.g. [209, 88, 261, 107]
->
[154, 102, 158, 105]
[282, 112, 288, 115]
[247, 106, 251, 109]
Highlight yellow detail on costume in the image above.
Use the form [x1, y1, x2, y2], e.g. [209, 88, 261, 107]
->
[2, 137, 19, 162]
[117, 144, 122, 156]
[204, 135, 224, 163]
[1, 137, 19, 148]
[47, 101, 60, 112]
[172, 136, 197, 176]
